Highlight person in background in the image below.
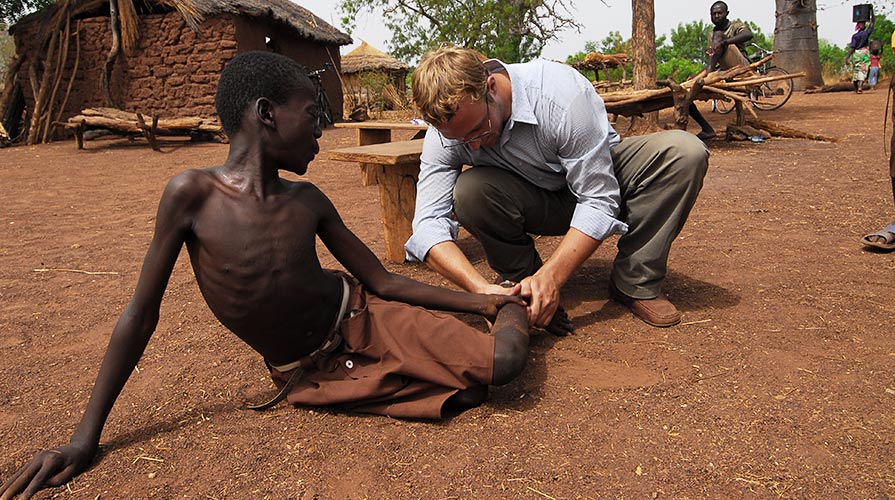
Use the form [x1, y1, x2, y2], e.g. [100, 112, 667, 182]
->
[844, 14, 874, 94]
[867, 40, 882, 89]
[689, 1, 754, 141]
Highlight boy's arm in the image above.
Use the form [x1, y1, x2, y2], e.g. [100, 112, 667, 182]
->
[312, 186, 522, 319]
[0, 173, 196, 499]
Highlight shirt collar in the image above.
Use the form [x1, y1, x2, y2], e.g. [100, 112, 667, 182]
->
[483, 58, 538, 127]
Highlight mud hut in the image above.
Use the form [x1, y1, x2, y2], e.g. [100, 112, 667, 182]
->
[340, 41, 409, 115]
[1, 0, 352, 144]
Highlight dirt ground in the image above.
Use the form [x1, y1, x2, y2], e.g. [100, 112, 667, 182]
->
[2, 84, 895, 499]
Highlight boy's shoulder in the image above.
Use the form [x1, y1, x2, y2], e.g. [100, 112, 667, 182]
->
[165, 167, 218, 193]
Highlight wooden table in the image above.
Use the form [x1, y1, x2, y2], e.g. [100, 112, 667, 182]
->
[328, 139, 424, 263]
[334, 121, 428, 186]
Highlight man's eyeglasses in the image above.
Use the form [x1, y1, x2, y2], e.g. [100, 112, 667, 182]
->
[438, 99, 492, 148]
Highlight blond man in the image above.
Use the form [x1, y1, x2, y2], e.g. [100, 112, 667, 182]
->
[407, 46, 710, 331]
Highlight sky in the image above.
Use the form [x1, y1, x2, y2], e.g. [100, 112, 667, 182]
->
[296, 0, 866, 60]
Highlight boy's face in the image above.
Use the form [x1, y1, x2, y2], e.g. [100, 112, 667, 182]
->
[270, 88, 322, 175]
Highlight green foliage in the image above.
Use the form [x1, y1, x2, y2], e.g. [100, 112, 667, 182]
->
[1, 22, 14, 79]
[337, 0, 579, 64]
[818, 38, 848, 80]
[656, 20, 711, 66]
[1, 0, 54, 25]
[869, 14, 894, 74]
[596, 31, 627, 54]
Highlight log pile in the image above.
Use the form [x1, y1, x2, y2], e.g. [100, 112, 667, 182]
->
[804, 81, 869, 94]
[570, 52, 630, 82]
[571, 52, 630, 71]
[598, 55, 803, 122]
[58, 107, 225, 151]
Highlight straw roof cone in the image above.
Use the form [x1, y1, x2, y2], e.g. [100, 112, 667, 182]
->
[341, 41, 409, 74]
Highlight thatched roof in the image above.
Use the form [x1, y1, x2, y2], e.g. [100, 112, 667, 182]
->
[195, 0, 351, 45]
[12, 0, 352, 46]
[341, 41, 408, 74]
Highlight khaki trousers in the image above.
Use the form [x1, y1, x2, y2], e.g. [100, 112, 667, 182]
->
[453, 129, 709, 299]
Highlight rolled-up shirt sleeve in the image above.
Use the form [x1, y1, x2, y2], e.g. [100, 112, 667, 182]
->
[405, 129, 462, 262]
[557, 88, 628, 241]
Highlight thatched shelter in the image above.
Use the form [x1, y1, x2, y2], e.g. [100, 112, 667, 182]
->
[1, 0, 352, 144]
[340, 41, 409, 114]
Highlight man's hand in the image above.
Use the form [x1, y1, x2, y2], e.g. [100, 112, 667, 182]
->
[519, 272, 561, 330]
[0, 442, 95, 499]
[481, 283, 525, 322]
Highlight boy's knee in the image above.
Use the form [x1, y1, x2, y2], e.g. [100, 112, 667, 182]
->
[491, 338, 527, 386]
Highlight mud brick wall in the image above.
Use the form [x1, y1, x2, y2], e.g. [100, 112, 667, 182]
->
[13, 12, 236, 134]
[122, 15, 236, 118]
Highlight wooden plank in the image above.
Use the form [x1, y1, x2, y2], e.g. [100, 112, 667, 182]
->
[334, 121, 427, 131]
[328, 139, 424, 166]
[358, 128, 391, 187]
[377, 163, 419, 262]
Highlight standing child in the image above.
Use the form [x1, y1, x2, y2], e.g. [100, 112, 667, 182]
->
[868, 40, 882, 89]
[0, 51, 530, 498]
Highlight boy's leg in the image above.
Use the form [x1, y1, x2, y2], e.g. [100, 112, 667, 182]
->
[688, 103, 716, 140]
[489, 303, 530, 386]
[444, 303, 529, 411]
[453, 167, 576, 283]
[610, 129, 709, 299]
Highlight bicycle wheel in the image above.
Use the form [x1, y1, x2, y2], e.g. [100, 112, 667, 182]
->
[750, 67, 793, 111]
[713, 97, 735, 114]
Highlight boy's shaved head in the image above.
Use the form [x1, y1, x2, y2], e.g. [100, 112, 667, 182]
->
[215, 51, 314, 135]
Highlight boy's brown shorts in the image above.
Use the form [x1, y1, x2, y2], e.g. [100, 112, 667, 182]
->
[270, 279, 496, 419]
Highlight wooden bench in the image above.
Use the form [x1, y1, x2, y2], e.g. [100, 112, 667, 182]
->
[334, 121, 427, 186]
[328, 139, 424, 263]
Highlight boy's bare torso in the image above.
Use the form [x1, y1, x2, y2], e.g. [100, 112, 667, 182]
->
[180, 167, 343, 365]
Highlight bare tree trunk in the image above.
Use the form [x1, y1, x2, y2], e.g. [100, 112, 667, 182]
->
[629, 0, 659, 134]
[774, 0, 823, 90]
[103, 0, 121, 108]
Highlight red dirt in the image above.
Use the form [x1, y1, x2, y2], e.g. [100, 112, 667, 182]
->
[2, 85, 894, 498]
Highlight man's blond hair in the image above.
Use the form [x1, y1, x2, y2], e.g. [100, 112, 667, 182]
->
[412, 46, 489, 127]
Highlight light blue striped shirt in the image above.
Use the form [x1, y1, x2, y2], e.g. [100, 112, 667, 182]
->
[405, 58, 628, 263]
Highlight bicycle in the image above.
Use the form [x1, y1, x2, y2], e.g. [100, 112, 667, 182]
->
[308, 63, 336, 128]
[712, 43, 794, 114]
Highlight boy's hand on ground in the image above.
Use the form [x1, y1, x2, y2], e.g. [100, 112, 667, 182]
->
[0, 443, 94, 500]
[543, 306, 573, 337]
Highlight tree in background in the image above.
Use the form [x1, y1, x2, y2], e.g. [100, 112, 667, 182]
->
[337, 0, 580, 63]
[629, 0, 656, 132]
[773, 0, 822, 89]
[1, 0, 54, 25]
[1, 22, 14, 80]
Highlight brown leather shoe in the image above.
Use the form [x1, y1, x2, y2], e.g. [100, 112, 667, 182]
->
[609, 280, 681, 327]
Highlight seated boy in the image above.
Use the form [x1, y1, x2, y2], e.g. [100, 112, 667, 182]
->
[0, 51, 529, 498]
